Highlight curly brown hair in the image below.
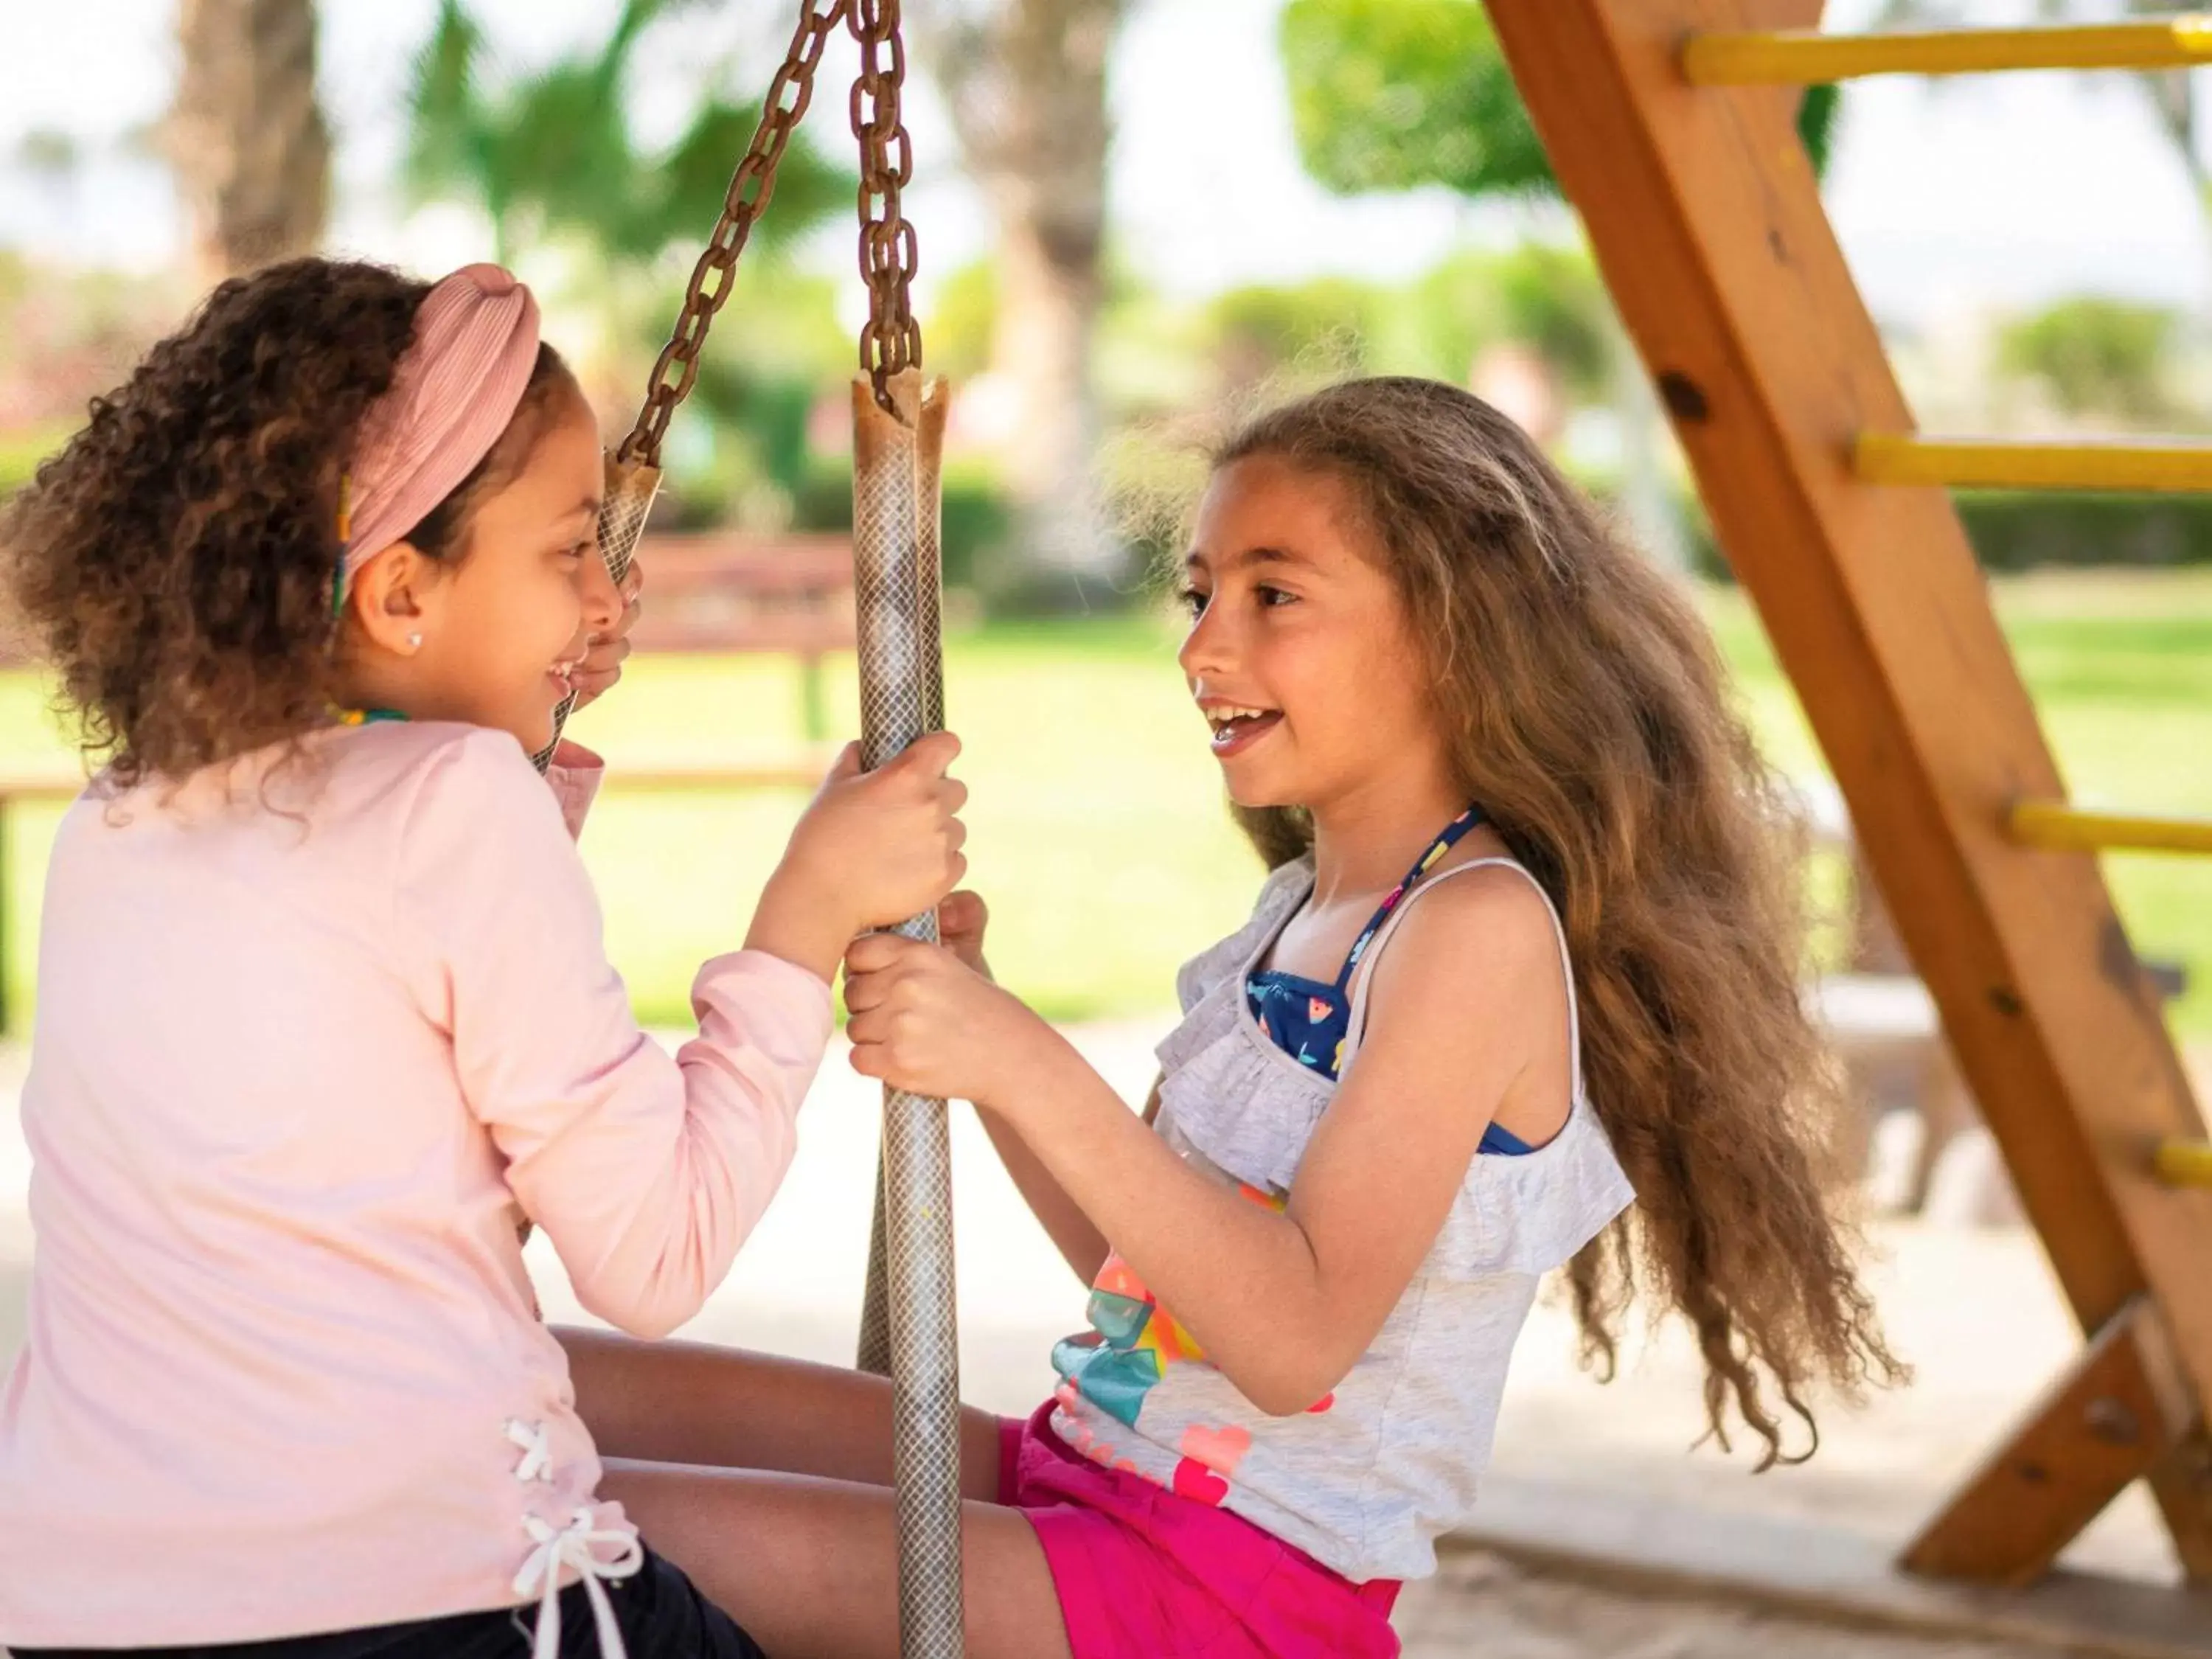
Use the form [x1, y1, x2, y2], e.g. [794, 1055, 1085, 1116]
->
[1214, 377, 1902, 1469]
[0, 257, 570, 787]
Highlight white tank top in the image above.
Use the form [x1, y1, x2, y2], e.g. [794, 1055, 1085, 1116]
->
[1048, 855, 1635, 1582]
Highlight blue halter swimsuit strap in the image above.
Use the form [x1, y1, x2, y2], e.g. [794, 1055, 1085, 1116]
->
[1245, 805, 1534, 1155]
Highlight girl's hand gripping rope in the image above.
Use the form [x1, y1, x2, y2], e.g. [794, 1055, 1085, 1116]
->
[842, 930, 1064, 1107]
[936, 889, 994, 979]
[563, 558, 645, 712]
[746, 732, 968, 984]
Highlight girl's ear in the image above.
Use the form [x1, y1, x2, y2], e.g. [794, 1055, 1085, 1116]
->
[346, 542, 443, 658]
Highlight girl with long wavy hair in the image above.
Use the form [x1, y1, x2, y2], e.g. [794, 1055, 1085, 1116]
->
[558, 375, 1901, 1659]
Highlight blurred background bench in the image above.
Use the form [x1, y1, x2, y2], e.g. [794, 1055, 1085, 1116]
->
[625, 531, 855, 767]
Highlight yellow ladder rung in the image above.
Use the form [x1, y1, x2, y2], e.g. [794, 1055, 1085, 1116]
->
[1682, 18, 2212, 85]
[2008, 801, 2212, 857]
[1855, 433, 2212, 493]
[2154, 1141, 2212, 1189]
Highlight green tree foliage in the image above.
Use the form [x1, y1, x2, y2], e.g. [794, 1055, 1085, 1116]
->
[1186, 240, 1619, 409]
[403, 0, 855, 526]
[1279, 0, 1840, 200]
[926, 260, 1004, 384]
[1208, 276, 1387, 383]
[1410, 245, 1610, 396]
[1996, 296, 2185, 425]
[1280, 0, 1548, 198]
[404, 0, 849, 268]
[1195, 246, 1611, 398]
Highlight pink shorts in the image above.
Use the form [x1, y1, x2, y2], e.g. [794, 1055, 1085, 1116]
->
[997, 1402, 1400, 1659]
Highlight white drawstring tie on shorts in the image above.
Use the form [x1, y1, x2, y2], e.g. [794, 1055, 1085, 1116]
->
[504, 1418, 641, 1659]
[512, 1507, 644, 1659]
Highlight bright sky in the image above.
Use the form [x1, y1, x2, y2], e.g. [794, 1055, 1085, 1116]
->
[0, 0, 2206, 329]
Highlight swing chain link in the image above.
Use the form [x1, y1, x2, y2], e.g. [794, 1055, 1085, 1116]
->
[619, 0, 851, 467]
[850, 0, 923, 406]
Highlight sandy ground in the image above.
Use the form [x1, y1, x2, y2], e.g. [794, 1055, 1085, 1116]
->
[2, 1023, 2205, 1656]
[1394, 1553, 2039, 1659]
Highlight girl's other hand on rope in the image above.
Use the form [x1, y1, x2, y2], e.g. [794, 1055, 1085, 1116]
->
[938, 890, 994, 981]
[748, 734, 968, 983]
[566, 560, 644, 712]
[844, 931, 1060, 1107]
[815, 733, 969, 929]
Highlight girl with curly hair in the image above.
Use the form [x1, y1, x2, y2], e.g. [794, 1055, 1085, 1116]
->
[0, 257, 966, 1659]
[542, 378, 1902, 1659]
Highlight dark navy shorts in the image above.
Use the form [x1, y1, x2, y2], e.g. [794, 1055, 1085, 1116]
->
[11, 1547, 767, 1659]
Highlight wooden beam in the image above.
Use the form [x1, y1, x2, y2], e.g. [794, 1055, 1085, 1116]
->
[2158, 1143, 2212, 1190]
[1683, 17, 2212, 86]
[1484, 0, 2212, 1579]
[2149, 1437, 2212, 1582]
[2010, 802, 2212, 858]
[1744, 0, 1830, 125]
[1857, 433, 2212, 493]
[1904, 1298, 2202, 1585]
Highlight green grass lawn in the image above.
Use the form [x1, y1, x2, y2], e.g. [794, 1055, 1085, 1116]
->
[0, 569, 2205, 1035]
[1704, 570, 2212, 1035]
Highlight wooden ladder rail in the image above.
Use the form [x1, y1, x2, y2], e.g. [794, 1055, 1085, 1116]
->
[1486, 0, 2212, 1587]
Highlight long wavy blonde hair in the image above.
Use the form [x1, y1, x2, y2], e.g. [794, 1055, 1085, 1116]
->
[1211, 377, 1902, 1467]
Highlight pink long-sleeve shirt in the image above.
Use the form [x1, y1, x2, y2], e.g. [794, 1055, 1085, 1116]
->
[0, 721, 834, 1647]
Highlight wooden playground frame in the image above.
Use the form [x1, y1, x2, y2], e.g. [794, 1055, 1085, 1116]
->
[1481, 0, 2212, 1619]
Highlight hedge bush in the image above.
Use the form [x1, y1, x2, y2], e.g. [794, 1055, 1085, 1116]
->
[1684, 489, 2212, 581]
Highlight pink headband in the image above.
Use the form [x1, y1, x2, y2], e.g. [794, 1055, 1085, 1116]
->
[340, 262, 542, 580]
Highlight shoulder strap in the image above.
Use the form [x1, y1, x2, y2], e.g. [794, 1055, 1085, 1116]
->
[1340, 858, 1583, 1098]
[1332, 807, 1488, 990]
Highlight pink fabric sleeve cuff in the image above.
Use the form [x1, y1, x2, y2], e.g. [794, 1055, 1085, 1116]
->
[690, 946, 835, 1032]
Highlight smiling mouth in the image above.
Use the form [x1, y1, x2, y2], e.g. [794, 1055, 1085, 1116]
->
[1203, 703, 1282, 754]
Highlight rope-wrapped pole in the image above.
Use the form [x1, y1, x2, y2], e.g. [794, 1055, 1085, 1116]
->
[852, 366, 962, 1657]
[593, 457, 662, 593]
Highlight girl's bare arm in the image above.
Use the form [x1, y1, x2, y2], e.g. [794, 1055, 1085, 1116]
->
[974, 1078, 1159, 1286]
[971, 869, 1563, 1414]
[934, 890, 1153, 1286]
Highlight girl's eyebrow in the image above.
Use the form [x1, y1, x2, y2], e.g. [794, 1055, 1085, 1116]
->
[1189, 544, 1310, 572]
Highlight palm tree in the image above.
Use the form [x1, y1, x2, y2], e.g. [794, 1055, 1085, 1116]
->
[918, 0, 1132, 588]
[167, 0, 331, 285]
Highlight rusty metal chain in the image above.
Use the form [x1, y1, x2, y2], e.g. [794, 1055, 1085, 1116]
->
[619, 0, 850, 467]
[850, 0, 923, 407]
